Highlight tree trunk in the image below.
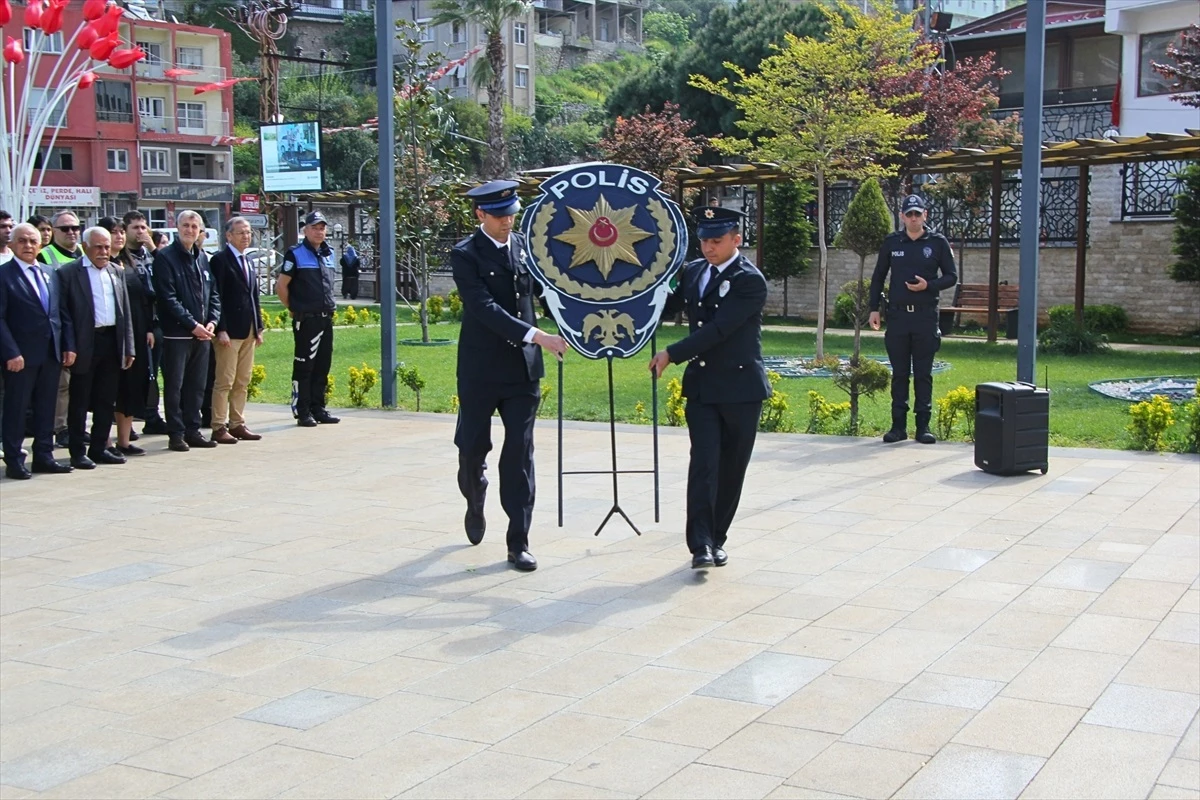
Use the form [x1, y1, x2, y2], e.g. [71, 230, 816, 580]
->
[484, 30, 508, 178]
[849, 389, 859, 436]
[419, 247, 431, 343]
[815, 169, 828, 360]
[783, 275, 789, 318]
[852, 254, 865, 362]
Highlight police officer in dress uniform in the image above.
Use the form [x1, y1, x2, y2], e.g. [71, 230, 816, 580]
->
[277, 211, 340, 428]
[649, 207, 772, 569]
[869, 194, 958, 445]
[451, 180, 568, 572]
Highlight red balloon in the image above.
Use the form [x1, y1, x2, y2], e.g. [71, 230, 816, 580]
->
[107, 47, 143, 70]
[24, 0, 42, 28]
[3, 36, 24, 65]
[0, 0, 11, 27]
[78, 71, 96, 89]
[76, 22, 100, 51]
[82, 0, 106, 21]
[89, 32, 119, 61]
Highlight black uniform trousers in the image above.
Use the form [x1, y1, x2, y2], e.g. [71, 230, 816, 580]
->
[454, 380, 540, 553]
[2, 339, 59, 466]
[884, 304, 941, 426]
[684, 399, 763, 555]
[68, 327, 120, 460]
[291, 312, 333, 418]
[162, 337, 211, 437]
[144, 337, 163, 420]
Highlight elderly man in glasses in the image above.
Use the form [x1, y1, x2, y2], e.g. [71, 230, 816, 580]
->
[36, 210, 86, 447]
[868, 194, 958, 445]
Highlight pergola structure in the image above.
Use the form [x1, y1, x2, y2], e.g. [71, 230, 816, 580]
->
[919, 129, 1200, 342]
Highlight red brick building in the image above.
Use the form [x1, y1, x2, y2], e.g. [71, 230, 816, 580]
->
[2, 4, 235, 228]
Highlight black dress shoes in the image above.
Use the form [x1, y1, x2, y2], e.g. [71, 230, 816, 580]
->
[508, 550, 538, 571]
[5, 463, 32, 480]
[692, 546, 715, 569]
[70, 455, 96, 470]
[90, 449, 126, 465]
[184, 434, 218, 449]
[465, 511, 486, 545]
[313, 410, 340, 424]
[31, 459, 72, 474]
[915, 428, 937, 445]
[168, 436, 190, 452]
[882, 428, 908, 443]
[297, 414, 318, 428]
[117, 444, 146, 456]
[713, 547, 728, 567]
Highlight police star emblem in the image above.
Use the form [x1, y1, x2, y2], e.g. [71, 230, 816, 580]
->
[553, 194, 653, 279]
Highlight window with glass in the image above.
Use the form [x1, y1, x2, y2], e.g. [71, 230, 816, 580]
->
[95, 80, 133, 122]
[28, 88, 67, 128]
[515, 67, 528, 88]
[513, 22, 527, 45]
[177, 102, 207, 132]
[176, 46, 204, 68]
[107, 149, 129, 172]
[418, 19, 434, 42]
[1071, 36, 1120, 88]
[137, 41, 164, 64]
[145, 208, 168, 228]
[23, 29, 63, 54]
[141, 148, 169, 175]
[178, 152, 220, 180]
[1139, 29, 1185, 96]
[33, 147, 73, 171]
[452, 21, 464, 43]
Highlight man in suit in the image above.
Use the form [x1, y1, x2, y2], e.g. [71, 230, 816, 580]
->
[208, 216, 263, 443]
[38, 210, 85, 448]
[649, 207, 772, 569]
[452, 180, 567, 572]
[0, 223, 72, 479]
[153, 209, 221, 452]
[56, 227, 136, 469]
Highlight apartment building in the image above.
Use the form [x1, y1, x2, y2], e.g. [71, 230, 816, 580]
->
[2, 5, 235, 228]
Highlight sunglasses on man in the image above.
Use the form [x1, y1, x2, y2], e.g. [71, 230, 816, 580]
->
[56, 225, 82, 232]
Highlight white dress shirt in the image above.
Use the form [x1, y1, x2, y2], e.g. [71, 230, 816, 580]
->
[83, 257, 117, 327]
[698, 250, 740, 296]
[479, 226, 537, 344]
[227, 244, 252, 286]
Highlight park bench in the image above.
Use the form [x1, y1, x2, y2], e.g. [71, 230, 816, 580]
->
[940, 282, 1020, 339]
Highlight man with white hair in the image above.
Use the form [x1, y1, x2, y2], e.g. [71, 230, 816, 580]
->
[56, 227, 136, 469]
[152, 210, 221, 452]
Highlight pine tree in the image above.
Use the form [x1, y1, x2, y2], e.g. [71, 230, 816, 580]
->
[760, 181, 815, 318]
[1170, 162, 1200, 282]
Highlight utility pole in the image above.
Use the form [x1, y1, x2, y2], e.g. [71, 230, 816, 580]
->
[1017, 1, 1045, 384]
[378, 0, 398, 406]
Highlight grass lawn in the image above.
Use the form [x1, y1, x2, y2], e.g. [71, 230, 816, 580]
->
[249, 319, 1200, 450]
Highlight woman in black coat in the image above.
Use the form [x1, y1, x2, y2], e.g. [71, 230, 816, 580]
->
[99, 217, 155, 456]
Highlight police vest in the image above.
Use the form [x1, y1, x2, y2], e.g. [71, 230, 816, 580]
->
[39, 243, 80, 268]
[283, 241, 336, 314]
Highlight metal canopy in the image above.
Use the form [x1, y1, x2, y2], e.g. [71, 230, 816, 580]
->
[919, 129, 1200, 173]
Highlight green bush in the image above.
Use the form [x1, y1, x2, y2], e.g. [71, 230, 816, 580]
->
[1046, 304, 1128, 334]
[759, 371, 795, 432]
[1038, 321, 1111, 356]
[935, 385, 976, 441]
[348, 362, 378, 407]
[1169, 162, 1200, 282]
[1173, 380, 1200, 454]
[832, 279, 874, 328]
[1128, 395, 1175, 451]
[426, 295, 445, 324]
[448, 290, 463, 320]
[805, 390, 849, 435]
[665, 378, 685, 427]
[396, 363, 426, 410]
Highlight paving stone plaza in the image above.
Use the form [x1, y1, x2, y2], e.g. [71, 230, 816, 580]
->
[1, 405, 1197, 799]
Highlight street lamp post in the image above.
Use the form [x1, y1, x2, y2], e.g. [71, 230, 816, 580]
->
[357, 156, 377, 189]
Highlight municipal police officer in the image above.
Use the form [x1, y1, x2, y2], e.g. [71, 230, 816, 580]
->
[276, 211, 339, 428]
[869, 194, 958, 445]
[649, 207, 771, 570]
[452, 180, 567, 572]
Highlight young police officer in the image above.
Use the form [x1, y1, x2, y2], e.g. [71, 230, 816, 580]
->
[649, 206, 771, 569]
[277, 211, 339, 428]
[868, 194, 957, 445]
[451, 180, 567, 572]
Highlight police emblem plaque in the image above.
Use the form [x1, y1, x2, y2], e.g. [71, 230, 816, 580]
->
[521, 163, 687, 359]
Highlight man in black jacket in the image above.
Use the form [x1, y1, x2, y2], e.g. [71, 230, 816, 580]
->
[452, 180, 567, 572]
[208, 217, 263, 444]
[649, 207, 771, 569]
[57, 227, 136, 469]
[868, 194, 958, 445]
[152, 210, 221, 452]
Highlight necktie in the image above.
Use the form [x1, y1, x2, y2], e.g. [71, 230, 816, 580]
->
[703, 264, 720, 296]
[30, 266, 48, 313]
[240, 255, 250, 286]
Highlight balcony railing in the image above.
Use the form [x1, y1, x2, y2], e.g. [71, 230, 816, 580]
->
[138, 111, 230, 136]
[136, 61, 227, 83]
[293, 0, 372, 16]
[97, 109, 134, 123]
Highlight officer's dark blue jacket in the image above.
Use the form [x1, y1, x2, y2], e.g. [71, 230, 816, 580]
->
[663, 253, 772, 405]
[280, 239, 336, 315]
[869, 228, 958, 311]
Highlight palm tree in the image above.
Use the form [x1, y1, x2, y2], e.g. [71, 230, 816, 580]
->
[432, 0, 531, 178]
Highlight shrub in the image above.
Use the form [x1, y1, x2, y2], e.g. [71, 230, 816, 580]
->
[538, 380, 553, 418]
[448, 290, 463, 320]
[1128, 394, 1175, 451]
[805, 390, 849, 435]
[935, 385, 976, 441]
[1176, 383, 1200, 453]
[347, 362, 378, 407]
[1046, 304, 1128, 334]
[633, 400, 649, 424]
[1169, 161, 1200, 282]
[396, 363, 426, 411]
[832, 279, 874, 328]
[325, 374, 335, 405]
[427, 295, 445, 324]
[341, 305, 359, 326]
[450, 394, 460, 414]
[260, 307, 271, 330]
[1038, 321, 1111, 355]
[247, 363, 266, 399]
[665, 378, 685, 427]
[759, 371, 795, 432]
[831, 357, 890, 435]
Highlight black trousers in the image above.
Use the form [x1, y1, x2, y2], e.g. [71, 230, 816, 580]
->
[68, 327, 120, 459]
[884, 304, 941, 427]
[342, 275, 359, 299]
[454, 381, 540, 552]
[683, 399, 762, 555]
[291, 313, 334, 418]
[144, 336, 163, 420]
[162, 338, 211, 437]
[2, 340, 59, 466]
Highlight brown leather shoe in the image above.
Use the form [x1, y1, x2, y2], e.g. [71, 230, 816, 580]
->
[211, 427, 238, 445]
[228, 425, 262, 441]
